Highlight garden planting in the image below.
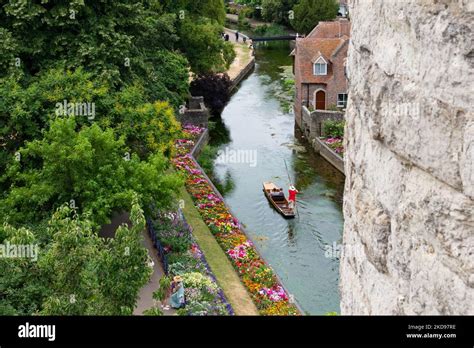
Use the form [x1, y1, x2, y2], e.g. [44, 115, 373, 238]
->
[321, 120, 345, 157]
[150, 210, 233, 316]
[172, 125, 299, 315]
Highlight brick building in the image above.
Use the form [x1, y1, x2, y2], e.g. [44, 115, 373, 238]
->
[292, 19, 351, 124]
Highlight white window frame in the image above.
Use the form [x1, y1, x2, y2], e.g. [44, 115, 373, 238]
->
[337, 93, 348, 108]
[313, 57, 328, 76]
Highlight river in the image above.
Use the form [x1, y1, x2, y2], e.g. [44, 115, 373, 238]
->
[208, 44, 345, 315]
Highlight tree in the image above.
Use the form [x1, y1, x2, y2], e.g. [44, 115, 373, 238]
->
[0, 198, 152, 315]
[0, 117, 182, 227]
[178, 18, 234, 74]
[291, 0, 339, 34]
[110, 85, 183, 159]
[0, 66, 187, 187]
[164, 0, 226, 25]
[190, 74, 233, 116]
[261, 0, 298, 26]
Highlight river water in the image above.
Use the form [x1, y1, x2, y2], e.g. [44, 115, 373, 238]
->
[209, 45, 345, 315]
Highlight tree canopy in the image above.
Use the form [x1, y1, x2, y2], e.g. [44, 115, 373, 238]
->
[0, 198, 152, 315]
[0, 0, 232, 315]
[291, 0, 339, 34]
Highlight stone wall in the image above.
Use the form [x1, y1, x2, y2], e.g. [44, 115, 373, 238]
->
[341, 0, 474, 314]
[229, 56, 255, 93]
[177, 96, 209, 128]
[301, 106, 345, 138]
[299, 106, 345, 174]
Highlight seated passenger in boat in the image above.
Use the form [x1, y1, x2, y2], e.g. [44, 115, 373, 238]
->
[271, 189, 285, 200]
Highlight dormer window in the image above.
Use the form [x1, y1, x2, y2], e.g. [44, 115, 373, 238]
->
[313, 57, 327, 75]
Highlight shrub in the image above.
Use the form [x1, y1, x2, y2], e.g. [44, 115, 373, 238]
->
[154, 276, 172, 302]
[190, 74, 232, 116]
[160, 235, 192, 253]
[323, 120, 345, 138]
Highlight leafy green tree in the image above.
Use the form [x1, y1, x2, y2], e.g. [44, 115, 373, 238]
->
[261, 0, 298, 26]
[0, 1, 175, 83]
[0, 68, 109, 157]
[178, 18, 233, 74]
[0, 223, 49, 315]
[234, 0, 263, 6]
[0, 198, 152, 315]
[1, 117, 182, 226]
[0, 66, 187, 186]
[110, 85, 183, 159]
[164, 0, 226, 24]
[291, 0, 339, 34]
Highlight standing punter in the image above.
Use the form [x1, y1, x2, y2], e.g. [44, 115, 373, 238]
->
[288, 185, 299, 210]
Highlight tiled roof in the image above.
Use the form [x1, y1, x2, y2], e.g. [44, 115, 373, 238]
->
[307, 19, 351, 39]
[295, 37, 348, 83]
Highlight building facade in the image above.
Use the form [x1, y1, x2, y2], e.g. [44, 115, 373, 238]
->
[292, 19, 351, 127]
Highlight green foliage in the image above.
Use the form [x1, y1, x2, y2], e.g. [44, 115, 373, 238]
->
[154, 276, 172, 302]
[0, 68, 109, 160]
[0, 0, 234, 317]
[111, 96, 183, 159]
[323, 120, 345, 139]
[0, 198, 151, 315]
[0, 67, 184, 180]
[178, 18, 231, 74]
[165, 0, 226, 25]
[234, 0, 263, 6]
[1, 1, 178, 84]
[1, 117, 182, 226]
[160, 234, 193, 254]
[291, 0, 339, 34]
[223, 42, 237, 70]
[261, 0, 298, 26]
[238, 14, 252, 30]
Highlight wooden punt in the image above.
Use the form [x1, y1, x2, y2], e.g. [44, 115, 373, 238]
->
[262, 182, 295, 219]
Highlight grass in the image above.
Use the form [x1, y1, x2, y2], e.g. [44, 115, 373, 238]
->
[178, 185, 259, 315]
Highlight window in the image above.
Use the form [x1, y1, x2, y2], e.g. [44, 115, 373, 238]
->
[314, 62, 327, 75]
[313, 57, 327, 75]
[339, 5, 348, 17]
[337, 93, 348, 108]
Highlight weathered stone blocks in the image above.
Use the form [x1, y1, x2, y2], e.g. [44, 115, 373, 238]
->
[341, 0, 474, 315]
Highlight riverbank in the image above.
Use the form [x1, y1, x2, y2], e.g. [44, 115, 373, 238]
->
[173, 127, 300, 315]
[178, 185, 258, 315]
[224, 28, 255, 90]
[205, 45, 345, 314]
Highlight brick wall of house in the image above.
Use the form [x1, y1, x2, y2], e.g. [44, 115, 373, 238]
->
[307, 42, 349, 110]
[294, 43, 349, 114]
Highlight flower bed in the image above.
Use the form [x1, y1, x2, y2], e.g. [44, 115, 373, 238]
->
[151, 210, 233, 316]
[321, 120, 345, 157]
[321, 137, 344, 157]
[172, 124, 298, 315]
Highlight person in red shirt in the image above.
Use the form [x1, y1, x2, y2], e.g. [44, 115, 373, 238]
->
[288, 185, 299, 209]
